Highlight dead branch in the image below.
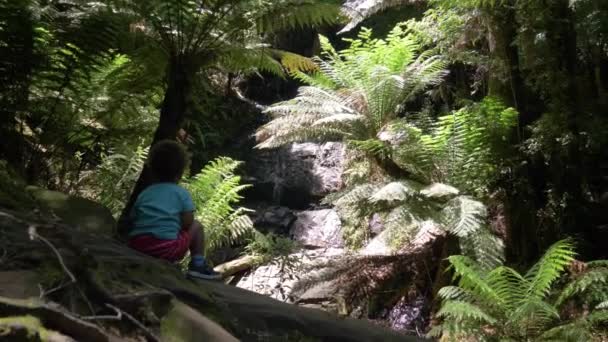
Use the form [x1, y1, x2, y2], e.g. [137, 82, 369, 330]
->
[107, 304, 161, 342]
[81, 304, 123, 321]
[214, 254, 258, 278]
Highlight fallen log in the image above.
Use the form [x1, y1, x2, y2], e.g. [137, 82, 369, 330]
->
[214, 254, 258, 278]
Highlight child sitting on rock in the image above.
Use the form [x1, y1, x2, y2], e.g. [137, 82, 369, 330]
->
[128, 140, 221, 280]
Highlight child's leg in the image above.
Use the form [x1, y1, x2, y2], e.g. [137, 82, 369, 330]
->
[185, 221, 221, 279]
[187, 220, 205, 256]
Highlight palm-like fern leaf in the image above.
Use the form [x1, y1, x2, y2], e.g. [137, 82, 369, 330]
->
[524, 239, 576, 299]
[184, 156, 253, 253]
[437, 300, 497, 324]
[435, 240, 608, 341]
[256, 24, 447, 151]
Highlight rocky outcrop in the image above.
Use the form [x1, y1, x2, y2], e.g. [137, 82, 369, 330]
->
[236, 248, 345, 302]
[246, 142, 346, 208]
[236, 222, 446, 335]
[291, 209, 344, 248]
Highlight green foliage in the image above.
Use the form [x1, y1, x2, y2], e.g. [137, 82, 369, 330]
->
[325, 183, 380, 248]
[0, 0, 163, 190]
[245, 232, 298, 264]
[325, 180, 504, 269]
[393, 97, 518, 195]
[89, 143, 149, 217]
[256, 23, 448, 152]
[184, 157, 253, 253]
[433, 239, 608, 341]
[118, 0, 342, 77]
[0, 160, 37, 210]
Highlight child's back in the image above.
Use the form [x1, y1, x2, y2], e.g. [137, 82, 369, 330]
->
[127, 140, 220, 280]
[130, 183, 194, 240]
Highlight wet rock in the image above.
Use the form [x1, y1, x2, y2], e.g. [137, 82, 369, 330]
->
[291, 209, 344, 248]
[382, 296, 428, 332]
[246, 142, 345, 208]
[252, 205, 296, 235]
[236, 248, 345, 302]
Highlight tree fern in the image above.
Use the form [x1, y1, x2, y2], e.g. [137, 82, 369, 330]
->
[393, 97, 518, 196]
[434, 239, 608, 341]
[256, 23, 448, 158]
[183, 156, 253, 253]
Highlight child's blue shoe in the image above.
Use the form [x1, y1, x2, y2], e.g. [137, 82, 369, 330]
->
[188, 262, 222, 280]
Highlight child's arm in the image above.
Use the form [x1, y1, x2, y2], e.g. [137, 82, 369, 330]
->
[180, 211, 194, 231]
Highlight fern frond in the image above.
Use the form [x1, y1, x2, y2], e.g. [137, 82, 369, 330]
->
[256, 23, 447, 164]
[557, 268, 608, 306]
[184, 156, 253, 253]
[508, 298, 560, 335]
[525, 239, 577, 300]
[274, 49, 318, 73]
[441, 196, 487, 238]
[597, 301, 608, 310]
[460, 227, 505, 270]
[447, 255, 502, 305]
[437, 300, 498, 324]
[438, 286, 474, 301]
[256, 0, 342, 34]
[368, 181, 418, 204]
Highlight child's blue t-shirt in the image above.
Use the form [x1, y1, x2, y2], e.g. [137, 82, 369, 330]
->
[129, 183, 195, 240]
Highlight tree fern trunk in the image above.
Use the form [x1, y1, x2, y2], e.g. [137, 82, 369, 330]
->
[117, 57, 193, 238]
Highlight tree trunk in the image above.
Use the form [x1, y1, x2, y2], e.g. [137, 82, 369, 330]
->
[486, 7, 527, 116]
[117, 57, 192, 238]
[0, 3, 34, 170]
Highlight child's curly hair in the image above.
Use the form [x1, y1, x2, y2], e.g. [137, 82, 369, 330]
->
[148, 140, 188, 182]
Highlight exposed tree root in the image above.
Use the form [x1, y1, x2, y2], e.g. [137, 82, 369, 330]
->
[0, 296, 118, 342]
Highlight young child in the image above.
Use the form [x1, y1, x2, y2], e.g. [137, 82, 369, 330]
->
[127, 140, 221, 280]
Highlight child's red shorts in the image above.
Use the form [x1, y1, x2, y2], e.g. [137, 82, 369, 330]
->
[128, 230, 191, 262]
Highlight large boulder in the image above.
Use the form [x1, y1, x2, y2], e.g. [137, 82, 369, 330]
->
[246, 142, 346, 208]
[291, 209, 344, 248]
